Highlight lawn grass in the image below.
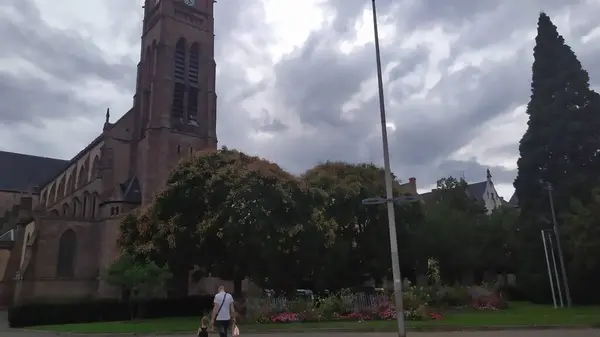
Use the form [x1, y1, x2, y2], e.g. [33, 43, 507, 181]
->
[31, 302, 600, 334]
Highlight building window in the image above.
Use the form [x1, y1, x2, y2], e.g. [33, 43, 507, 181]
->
[91, 195, 97, 218]
[110, 206, 120, 216]
[57, 229, 77, 278]
[172, 38, 186, 118]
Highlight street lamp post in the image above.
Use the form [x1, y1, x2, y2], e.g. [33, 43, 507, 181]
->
[363, 1, 409, 336]
[545, 183, 572, 308]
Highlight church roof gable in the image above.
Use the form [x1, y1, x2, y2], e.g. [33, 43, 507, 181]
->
[0, 151, 68, 192]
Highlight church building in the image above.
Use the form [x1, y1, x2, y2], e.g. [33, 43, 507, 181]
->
[0, 0, 217, 306]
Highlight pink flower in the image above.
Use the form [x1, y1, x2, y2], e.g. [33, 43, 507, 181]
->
[270, 312, 299, 323]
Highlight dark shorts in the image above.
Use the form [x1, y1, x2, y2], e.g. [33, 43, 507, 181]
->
[215, 320, 230, 336]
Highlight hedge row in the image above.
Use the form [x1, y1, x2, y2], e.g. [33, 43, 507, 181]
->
[8, 295, 214, 328]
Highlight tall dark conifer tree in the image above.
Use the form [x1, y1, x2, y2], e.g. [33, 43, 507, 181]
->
[513, 12, 600, 302]
[515, 12, 600, 220]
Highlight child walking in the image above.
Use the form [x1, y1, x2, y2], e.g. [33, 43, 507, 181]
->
[197, 316, 209, 337]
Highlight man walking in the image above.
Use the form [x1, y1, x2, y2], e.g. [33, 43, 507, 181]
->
[211, 285, 235, 337]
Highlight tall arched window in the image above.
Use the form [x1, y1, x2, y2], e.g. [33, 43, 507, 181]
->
[58, 176, 66, 199]
[72, 198, 80, 217]
[83, 192, 89, 218]
[57, 229, 77, 278]
[187, 43, 200, 123]
[91, 155, 100, 179]
[78, 161, 89, 187]
[172, 38, 186, 118]
[66, 172, 75, 194]
[91, 194, 98, 219]
[49, 184, 56, 204]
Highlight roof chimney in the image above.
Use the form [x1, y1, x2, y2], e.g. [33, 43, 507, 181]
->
[408, 177, 417, 195]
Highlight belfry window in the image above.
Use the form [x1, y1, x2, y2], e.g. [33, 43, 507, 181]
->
[174, 39, 186, 83]
[188, 43, 199, 86]
[172, 38, 186, 118]
[187, 43, 200, 123]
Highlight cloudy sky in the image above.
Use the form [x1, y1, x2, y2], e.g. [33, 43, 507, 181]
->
[2, 0, 600, 199]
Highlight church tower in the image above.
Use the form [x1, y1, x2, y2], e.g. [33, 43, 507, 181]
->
[132, 0, 218, 204]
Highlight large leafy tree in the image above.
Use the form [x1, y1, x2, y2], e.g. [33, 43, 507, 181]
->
[120, 148, 333, 296]
[512, 13, 600, 302]
[198, 151, 334, 295]
[303, 162, 416, 290]
[417, 177, 487, 283]
[563, 187, 600, 303]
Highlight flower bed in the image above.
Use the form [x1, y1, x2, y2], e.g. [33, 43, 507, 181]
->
[240, 283, 508, 324]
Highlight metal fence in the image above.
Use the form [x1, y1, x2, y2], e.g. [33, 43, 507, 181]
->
[244, 292, 391, 314]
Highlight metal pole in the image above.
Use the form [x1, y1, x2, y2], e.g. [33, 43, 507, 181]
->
[371, 0, 405, 336]
[541, 230, 557, 309]
[546, 183, 572, 307]
[547, 231, 564, 308]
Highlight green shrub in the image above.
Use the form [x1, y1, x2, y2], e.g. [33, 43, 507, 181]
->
[315, 294, 350, 319]
[432, 286, 471, 308]
[8, 295, 213, 328]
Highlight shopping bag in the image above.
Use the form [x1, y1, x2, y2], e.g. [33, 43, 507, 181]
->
[232, 324, 240, 336]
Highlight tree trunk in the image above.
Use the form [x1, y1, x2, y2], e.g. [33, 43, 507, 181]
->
[233, 275, 243, 299]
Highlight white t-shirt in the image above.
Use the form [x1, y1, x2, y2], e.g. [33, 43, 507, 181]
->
[213, 291, 234, 321]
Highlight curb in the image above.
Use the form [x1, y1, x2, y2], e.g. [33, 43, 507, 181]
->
[19, 325, 599, 335]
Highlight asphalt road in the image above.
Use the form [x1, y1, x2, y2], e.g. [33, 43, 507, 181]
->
[2, 329, 600, 337]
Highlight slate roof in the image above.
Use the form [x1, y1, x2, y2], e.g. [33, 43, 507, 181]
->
[465, 181, 487, 204]
[508, 192, 519, 207]
[0, 229, 14, 242]
[0, 151, 69, 192]
[119, 176, 142, 204]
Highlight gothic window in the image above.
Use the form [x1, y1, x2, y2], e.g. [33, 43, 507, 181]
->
[91, 155, 100, 178]
[72, 198, 81, 217]
[67, 171, 75, 195]
[174, 38, 186, 83]
[172, 38, 186, 118]
[187, 43, 200, 123]
[146, 46, 153, 79]
[172, 83, 185, 118]
[62, 203, 69, 215]
[58, 176, 66, 199]
[188, 43, 199, 86]
[41, 190, 47, 206]
[91, 194, 98, 219]
[77, 164, 88, 187]
[83, 193, 89, 218]
[57, 229, 77, 278]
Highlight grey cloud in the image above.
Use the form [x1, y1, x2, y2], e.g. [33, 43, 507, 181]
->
[3, 0, 600, 194]
[274, 34, 376, 128]
[0, 73, 95, 127]
[260, 0, 600, 189]
[0, 0, 135, 124]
